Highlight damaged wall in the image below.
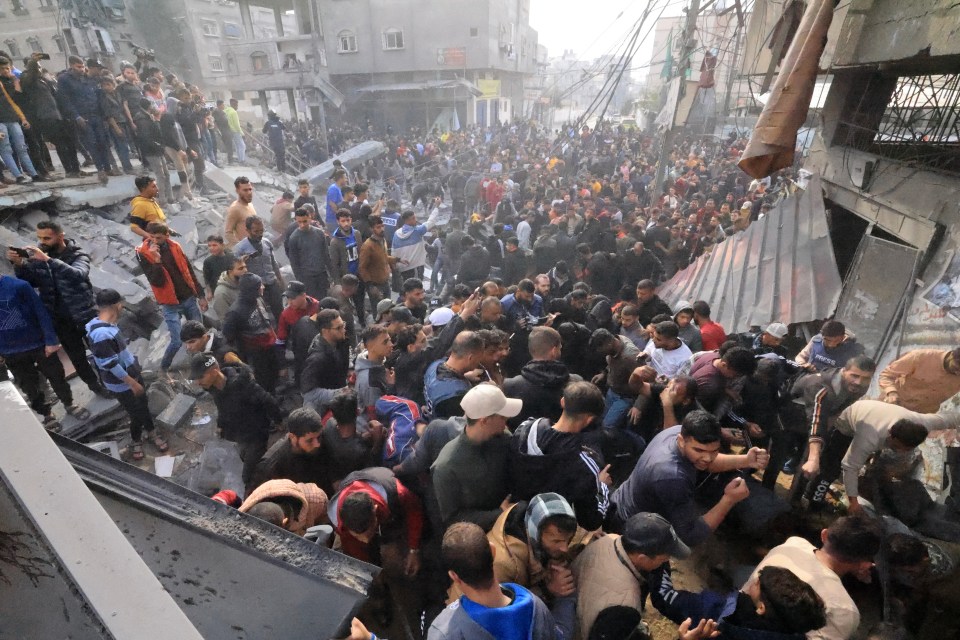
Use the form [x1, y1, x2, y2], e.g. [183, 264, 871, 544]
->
[832, 0, 960, 67]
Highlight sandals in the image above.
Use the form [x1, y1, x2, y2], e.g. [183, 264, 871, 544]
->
[130, 442, 144, 461]
[65, 404, 92, 421]
[148, 431, 169, 453]
[42, 414, 62, 433]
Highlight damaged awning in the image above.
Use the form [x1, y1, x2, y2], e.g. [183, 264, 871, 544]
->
[314, 74, 346, 109]
[354, 78, 482, 97]
[658, 173, 843, 331]
[738, 0, 836, 178]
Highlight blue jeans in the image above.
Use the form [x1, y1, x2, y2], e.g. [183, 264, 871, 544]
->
[232, 132, 246, 162]
[602, 388, 634, 429]
[108, 125, 133, 170]
[77, 116, 111, 172]
[160, 297, 203, 370]
[0, 122, 37, 178]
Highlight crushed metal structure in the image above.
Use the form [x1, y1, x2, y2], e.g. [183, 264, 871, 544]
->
[659, 174, 843, 333]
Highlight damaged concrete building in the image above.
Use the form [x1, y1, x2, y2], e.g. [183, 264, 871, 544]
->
[741, 0, 960, 376]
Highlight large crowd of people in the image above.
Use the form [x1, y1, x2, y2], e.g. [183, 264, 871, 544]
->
[1, 52, 959, 640]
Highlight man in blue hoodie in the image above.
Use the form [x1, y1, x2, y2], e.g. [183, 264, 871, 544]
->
[0, 273, 83, 430]
[429, 521, 560, 640]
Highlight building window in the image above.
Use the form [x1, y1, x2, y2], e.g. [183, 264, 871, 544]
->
[26, 36, 41, 53]
[470, 27, 479, 38]
[209, 55, 224, 72]
[223, 22, 243, 38]
[282, 53, 299, 69]
[834, 72, 960, 175]
[4, 39, 20, 58]
[251, 50, 270, 72]
[201, 20, 219, 37]
[93, 29, 114, 54]
[382, 28, 404, 50]
[337, 29, 357, 53]
[62, 29, 79, 55]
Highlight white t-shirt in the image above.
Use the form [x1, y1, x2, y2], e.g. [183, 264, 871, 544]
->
[745, 537, 859, 640]
[644, 341, 693, 378]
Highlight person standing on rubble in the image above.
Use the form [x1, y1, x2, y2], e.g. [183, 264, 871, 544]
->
[191, 352, 282, 486]
[135, 221, 207, 379]
[86, 288, 168, 460]
[0, 271, 89, 431]
[8, 220, 108, 397]
[224, 175, 257, 248]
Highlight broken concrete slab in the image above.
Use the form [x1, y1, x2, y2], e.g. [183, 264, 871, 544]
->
[156, 393, 197, 431]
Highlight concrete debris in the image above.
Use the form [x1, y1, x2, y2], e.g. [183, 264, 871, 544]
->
[156, 394, 198, 431]
[189, 439, 246, 500]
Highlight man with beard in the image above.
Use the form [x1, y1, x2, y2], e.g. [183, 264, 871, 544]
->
[233, 216, 285, 319]
[250, 407, 331, 494]
[8, 220, 105, 395]
[794, 356, 877, 507]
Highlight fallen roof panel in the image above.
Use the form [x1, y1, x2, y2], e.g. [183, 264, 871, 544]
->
[53, 433, 377, 640]
[658, 173, 842, 331]
[297, 140, 389, 186]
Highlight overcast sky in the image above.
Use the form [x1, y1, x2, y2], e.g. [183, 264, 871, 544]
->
[530, 0, 685, 68]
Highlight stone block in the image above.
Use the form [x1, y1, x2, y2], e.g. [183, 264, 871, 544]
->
[156, 393, 197, 431]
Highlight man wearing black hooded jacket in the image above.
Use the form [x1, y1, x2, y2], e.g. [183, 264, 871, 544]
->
[509, 381, 610, 531]
[503, 326, 581, 430]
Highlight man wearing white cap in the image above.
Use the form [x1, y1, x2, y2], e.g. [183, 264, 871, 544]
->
[431, 384, 523, 532]
[741, 322, 789, 357]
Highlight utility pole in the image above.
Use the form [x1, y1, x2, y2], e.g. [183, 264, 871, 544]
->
[653, 0, 701, 193]
[721, 20, 744, 130]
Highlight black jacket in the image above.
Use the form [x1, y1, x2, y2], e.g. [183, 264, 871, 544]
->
[635, 295, 673, 327]
[502, 249, 529, 286]
[457, 246, 491, 286]
[250, 437, 332, 495]
[15, 239, 96, 323]
[622, 250, 664, 287]
[509, 417, 609, 531]
[209, 366, 282, 442]
[390, 316, 465, 405]
[300, 336, 350, 394]
[502, 360, 581, 430]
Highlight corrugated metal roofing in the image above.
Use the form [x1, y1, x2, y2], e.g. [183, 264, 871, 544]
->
[658, 173, 842, 332]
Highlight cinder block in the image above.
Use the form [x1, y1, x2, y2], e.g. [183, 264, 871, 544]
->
[156, 393, 197, 431]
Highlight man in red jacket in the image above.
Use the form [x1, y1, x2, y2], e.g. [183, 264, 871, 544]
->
[328, 467, 424, 577]
[135, 221, 207, 377]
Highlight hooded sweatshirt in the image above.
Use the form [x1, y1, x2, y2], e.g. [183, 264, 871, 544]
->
[392, 222, 430, 271]
[509, 417, 609, 531]
[213, 271, 240, 319]
[502, 360, 580, 429]
[222, 273, 276, 354]
[354, 355, 393, 424]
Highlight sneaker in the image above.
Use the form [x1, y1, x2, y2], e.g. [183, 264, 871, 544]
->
[31, 174, 51, 183]
[15, 175, 30, 184]
[97, 171, 109, 184]
[782, 458, 798, 475]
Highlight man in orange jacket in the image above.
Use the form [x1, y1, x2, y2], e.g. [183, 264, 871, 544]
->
[135, 221, 207, 377]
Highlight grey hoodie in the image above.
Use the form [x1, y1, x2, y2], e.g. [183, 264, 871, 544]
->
[213, 271, 240, 319]
[354, 355, 392, 428]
